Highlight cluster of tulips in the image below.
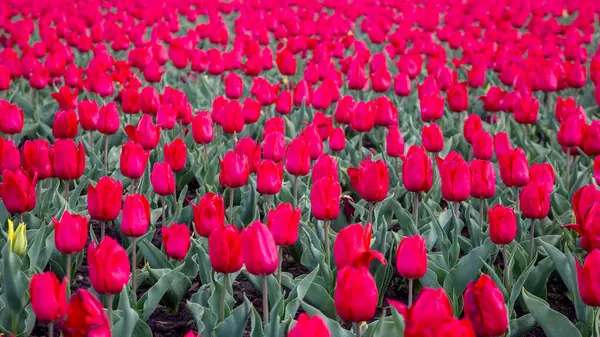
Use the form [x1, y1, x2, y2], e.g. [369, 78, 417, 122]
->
[2, 0, 600, 336]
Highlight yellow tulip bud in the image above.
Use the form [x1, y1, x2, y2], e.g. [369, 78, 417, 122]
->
[8, 219, 27, 256]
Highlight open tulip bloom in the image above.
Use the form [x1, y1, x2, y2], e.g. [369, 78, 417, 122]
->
[2, 1, 600, 337]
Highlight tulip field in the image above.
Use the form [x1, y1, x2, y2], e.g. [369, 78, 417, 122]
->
[3, 0, 600, 336]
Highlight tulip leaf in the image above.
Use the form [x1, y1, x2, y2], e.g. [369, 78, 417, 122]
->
[1, 243, 28, 313]
[284, 265, 319, 318]
[26, 226, 46, 273]
[213, 295, 251, 337]
[300, 301, 355, 337]
[192, 238, 213, 285]
[508, 314, 538, 337]
[391, 200, 418, 236]
[508, 257, 536, 314]
[480, 258, 508, 299]
[69, 167, 95, 209]
[524, 257, 554, 300]
[138, 238, 173, 270]
[139, 264, 186, 320]
[113, 287, 138, 337]
[443, 238, 495, 295]
[390, 305, 406, 337]
[522, 288, 582, 337]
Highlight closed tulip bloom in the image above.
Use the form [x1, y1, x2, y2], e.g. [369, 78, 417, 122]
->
[386, 127, 405, 157]
[350, 101, 376, 133]
[568, 202, 600, 251]
[420, 94, 445, 123]
[575, 249, 600, 306]
[567, 61, 587, 88]
[312, 154, 338, 183]
[335, 95, 354, 125]
[121, 88, 140, 114]
[313, 112, 333, 141]
[334, 223, 384, 270]
[499, 148, 529, 187]
[235, 137, 262, 173]
[157, 104, 176, 130]
[555, 97, 583, 124]
[439, 319, 476, 337]
[267, 203, 301, 246]
[52, 211, 88, 254]
[479, 87, 505, 112]
[257, 160, 283, 195]
[52, 139, 85, 181]
[1, 168, 37, 214]
[30, 272, 67, 323]
[243, 221, 278, 275]
[558, 114, 585, 148]
[301, 125, 323, 161]
[21, 140, 52, 180]
[53, 110, 79, 139]
[140, 86, 161, 115]
[595, 158, 600, 186]
[329, 127, 346, 152]
[572, 185, 600, 226]
[219, 151, 250, 188]
[488, 205, 517, 245]
[311, 177, 341, 221]
[390, 288, 454, 337]
[447, 82, 468, 112]
[403, 146, 433, 192]
[436, 152, 471, 202]
[52, 86, 78, 111]
[222, 100, 244, 134]
[394, 72, 412, 96]
[209, 225, 243, 273]
[334, 265, 379, 322]
[263, 132, 286, 162]
[422, 124, 444, 153]
[164, 139, 187, 172]
[348, 157, 389, 203]
[285, 137, 311, 176]
[530, 163, 555, 191]
[120, 141, 150, 179]
[191, 192, 225, 237]
[88, 237, 130, 294]
[243, 97, 262, 124]
[470, 160, 496, 199]
[61, 289, 110, 337]
[224, 72, 243, 99]
[468, 66, 486, 88]
[514, 95, 539, 125]
[520, 181, 551, 219]
[88, 177, 123, 222]
[192, 111, 214, 144]
[124, 114, 161, 150]
[583, 121, 600, 156]
[464, 275, 509, 337]
[472, 130, 493, 160]
[312, 83, 333, 110]
[0, 138, 21, 172]
[463, 114, 483, 144]
[0, 65, 10, 91]
[151, 162, 175, 196]
[162, 223, 191, 261]
[288, 313, 330, 337]
[276, 90, 292, 115]
[347, 60, 368, 90]
[396, 234, 428, 279]
[97, 103, 120, 135]
[276, 48, 296, 76]
[0, 101, 24, 134]
[494, 132, 512, 159]
[121, 194, 150, 237]
[264, 117, 285, 137]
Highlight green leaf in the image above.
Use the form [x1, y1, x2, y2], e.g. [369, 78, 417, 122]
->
[508, 314, 538, 337]
[443, 239, 495, 295]
[2, 244, 28, 313]
[508, 258, 536, 314]
[250, 305, 265, 337]
[113, 287, 138, 337]
[300, 301, 355, 337]
[390, 306, 405, 337]
[285, 266, 319, 317]
[139, 265, 186, 320]
[522, 288, 582, 337]
[213, 295, 251, 337]
[138, 238, 173, 270]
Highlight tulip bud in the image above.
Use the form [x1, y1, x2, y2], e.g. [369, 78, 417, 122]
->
[470, 159, 496, 199]
[394, 72, 412, 96]
[0, 100, 24, 134]
[312, 112, 333, 141]
[121, 194, 150, 237]
[437, 152, 471, 202]
[164, 138, 187, 172]
[447, 82, 468, 112]
[402, 146, 433, 193]
[439, 319, 476, 337]
[52, 211, 88, 255]
[493, 132, 512, 159]
[221, 100, 244, 135]
[209, 225, 244, 273]
[267, 203, 301, 246]
[121, 88, 140, 114]
[1, 168, 37, 214]
[8, 219, 27, 255]
[464, 275, 509, 337]
[335, 96, 354, 125]
[529, 163, 555, 191]
[301, 125, 323, 161]
[312, 154, 338, 184]
[386, 127, 405, 158]
[595, 157, 600, 186]
[53, 109, 79, 139]
[347, 59, 367, 90]
[350, 101, 376, 133]
[162, 223, 191, 261]
[61, 290, 111, 336]
[276, 90, 292, 115]
[22, 139, 53, 180]
[243, 221, 278, 275]
[396, 235, 427, 279]
[30, 272, 67, 323]
[52, 86, 78, 110]
[0, 138, 21, 172]
[558, 114, 585, 148]
[88, 237, 130, 294]
[151, 162, 176, 196]
[192, 111, 214, 144]
[276, 48, 296, 76]
[52, 139, 86, 181]
[488, 205, 517, 245]
[235, 138, 261, 173]
[575, 249, 600, 306]
[97, 103, 120, 135]
[419, 94, 444, 123]
[348, 157, 389, 203]
[190, 192, 224, 237]
[120, 141, 150, 179]
[390, 288, 454, 336]
[463, 114, 483, 144]
[88, 177, 123, 222]
[334, 223, 384, 270]
[329, 127, 346, 152]
[288, 313, 330, 337]
[311, 177, 341, 221]
[263, 132, 286, 162]
[124, 114, 161, 150]
[243, 97, 261, 125]
[219, 151, 250, 188]
[257, 160, 283, 195]
[499, 148, 529, 187]
[520, 181, 551, 219]
[334, 265, 379, 322]
[140, 86, 160, 115]
[184, 331, 201, 337]
[224, 72, 243, 99]
[479, 87, 505, 112]
[514, 95, 539, 125]
[285, 137, 311, 177]
[421, 124, 444, 153]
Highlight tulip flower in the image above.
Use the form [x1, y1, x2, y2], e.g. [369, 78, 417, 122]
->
[439, 319, 476, 337]
[488, 204, 516, 285]
[396, 235, 427, 305]
[311, 176, 341, 221]
[157, 104, 176, 130]
[334, 223, 384, 270]
[288, 313, 330, 337]
[257, 160, 283, 196]
[21, 139, 53, 180]
[312, 154, 338, 183]
[88, 236, 130, 295]
[470, 159, 496, 200]
[530, 163, 555, 191]
[276, 48, 296, 76]
[301, 125, 323, 161]
[52, 139, 85, 181]
[7, 219, 27, 256]
[52, 86, 78, 110]
[151, 162, 176, 196]
[121, 194, 150, 238]
[52, 211, 88, 255]
[243, 97, 261, 124]
[191, 192, 225, 237]
[0, 137, 19, 172]
[121, 88, 140, 115]
[514, 95, 539, 125]
[479, 87, 505, 112]
[285, 137, 311, 203]
[60, 289, 111, 337]
[558, 114, 585, 149]
[447, 82, 468, 112]
[463, 114, 483, 144]
[235, 138, 261, 173]
[263, 131, 286, 163]
[347, 59, 367, 90]
[164, 138, 187, 172]
[567, 202, 600, 252]
[403, 146, 433, 223]
[350, 101, 376, 143]
[192, 111, 214, 145]
[220, 151, 250, 190]
[419, 94, 444, 123]
[267, 203, 301, 247]
[1, 168, 37, 214]
[335, 96, 354, 125]
[97, 102, 120, 136]
[312, 112, 333, 141]
[30, 272, 67, 327]
[88, 176, 123, 224]
[224, 72, 243, 99]
[468, 66, 486, 88]
[162, 223, 191, 261]
[394, 72, 412, 96]
[276, 90, 292, 115]
[389, 288, 454, 337]
[0, 100, 24, 135]
[124, 114, 161, 151]
[595, 157, 600, 186]
[493, 132, 512, 159]
[53, 109, 79, 139]
[243, 221, 278, 325]
[499, 148, 530, 202]
[464, 275, 509, 337]
[184, 331, 200, 337]
[348, 157, 389, 208]
[386, 126, 406, 160]
[0, 65, 10, 91]
[221, 100, 244, 135]
[140, 86, 160, 115]
[520, 181, 550, 220]
[583, 121, 600, 156]
[472, 130, 493, 160]
[421, 124, 444, 153]
[329, 127, 346, 152]
[437, 151, 471, 202]
[575, 249, 600, 306]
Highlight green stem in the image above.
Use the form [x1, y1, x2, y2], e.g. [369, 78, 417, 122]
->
[367, 203, 374, 225]
[324, 220, 330, 266]
[65, 180, 70, 202]
[219, 273, 229, 322]
[131, 238, 137, 294]
[355, 321, 361, 337]
[162, 196, 167, 226]
[566, 148, 571, 194]
[529, 219, 535, 262]
[262, 275, 269, 327]
[277, 247, 283, 289]
[413, 193, 420, 226]
[104, 134, 109, 170]
[203, 143, 208, 166]
[480, 198, 484, 229]
[502, 244, 509, 289]
[89, 130, 94, 157]
[11, 313, 19, 334]
[107, 294, 114, 330]
[66, 254, 72, 298]
[293, 176, 299, 207]
[408, 278, 414, 307]
[48, 322, 54, 337]
[515, 187, 520, 212]
[101, 221, 106, 240]
[229, 188, 235, 224]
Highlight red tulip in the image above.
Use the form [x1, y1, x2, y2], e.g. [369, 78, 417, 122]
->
[287, 313, 330, 337]
[224, 72, 243, 99]
[52, 139, 85, 181]
[243, 220, 278, 275]
[120, 141, 150, 179]
[312, 83, 333, 110]
[191, 192, 225, 237]
[257, 160, 283, 195]
[312, 112, 333, 141]
[30, 67, 50, 89]
[276, 48, 296, 76]
[520, 181, 551, 219]
[0, 100, 23, 134]
[311, 176, 341, 221]
[386, 127, 405, 158]
[88, 177, 123, 222]
[162, 223, 191, 261]
[235, 137, 261, 173]
[595, 157, 600, 186]
[97, 103, 120, 135]
[219, 151, 250, 188]
[555, 97, 585, 124]
[124, 114, 161, 151]
[334, 223, 384, 270]
[470, 159, 496, 199]
[52, 86, 78, 110]
[52, 211, 88, 255]
[60, 290, 111, 337]
[575, 249, 600, 306]
[192, 111, 214, 145]
[335, 95, 354, 125]
[403, 146, 433, 193]
[30, 272, 67, 323]
[221, 100, 244, 134]
[529, 163, 555, 191]
[285, 137, 311, 177]
[348, 157, 389, 203]
[439, 319, 476, 337]
[447, 82, 468, 112]
[329, 127, 346, 152]
[467, 66, 486, 88]
[121, 88, 140, 115]
[209, 225, 243, 273]
[143, 60, 163, 83]
[463, 114, 483, 144]
[157, 104, 176, 130]
[436, 152, 471, 202]
[0, 138, 21, 172]
[140, 86, 161, 115]
[267, 203, 301, 246]
[396, 235, 428, 279]
[301, 125, 323, 161]
[77, 100, 99, 131]
[390, 288, 453, 337]
[312, 154, 338, 183]
[567, 61, 587, 88]
[1, 168, 37, 214]
[334, 264, 380, 322]
[264, 116, 285, 137]
[464, 275, 509, 337]
[394, 72, 412, 96]
[0, 65, 10, 91]
[88, 237, 130, 294]
[121, 194, 150, 237]
[53, 110, 79, 139]
[479, 87, 505, 112]
[419, 94, 444, 123]
[371, 69, 392, 92]
[164, 139, 187, 172]
[151, 162, 176, 196]
[421, 124, 444, 153]
[347, 59, 367, 90]
[493, 132, 512, 159]
[514, 95, 539, 125]
[558, 114, 585, 148]
[583, 121, 600, 156]
[472, 130, 493, 160]
[488, 205, 517, 245]
[499, 148, 530, 187]
[350, 101, 376, 133]
[263, 132, 286, 162]
[242, 97, 262, 124]
[276, 90, 292, 115]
